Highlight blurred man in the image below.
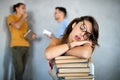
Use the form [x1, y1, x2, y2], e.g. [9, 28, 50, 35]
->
[43, 7, 69, 38]
[54, 7, 70, 38]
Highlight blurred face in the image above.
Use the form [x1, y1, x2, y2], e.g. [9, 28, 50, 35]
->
[69, 20, 92, 42]
[16, 4, 26, 15]
[54, 9, 64, 21]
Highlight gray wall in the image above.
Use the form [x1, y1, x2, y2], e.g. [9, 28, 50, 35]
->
[0, 0, 120, 80]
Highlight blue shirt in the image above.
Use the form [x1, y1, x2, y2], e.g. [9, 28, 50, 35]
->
[56, 19, 70, 38]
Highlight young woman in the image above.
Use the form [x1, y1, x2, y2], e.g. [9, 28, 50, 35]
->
[45, 16, 99, 80]
[7, 3, 35, 80]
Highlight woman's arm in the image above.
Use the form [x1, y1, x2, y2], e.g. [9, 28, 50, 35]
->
[45, 38, 92, 60]
[66, 43, 93, 59]
[45, 38, 69, 60]
[9, 13, 27, 29]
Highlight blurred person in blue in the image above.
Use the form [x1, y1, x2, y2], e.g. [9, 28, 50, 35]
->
[54, 7, 70, 38]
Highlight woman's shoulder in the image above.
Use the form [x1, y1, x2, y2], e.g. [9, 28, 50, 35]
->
[47, 38, 61, 47]
[8, 14, 14, 17]
[7, 14, 16, 19]
[51, 37, 61, 44]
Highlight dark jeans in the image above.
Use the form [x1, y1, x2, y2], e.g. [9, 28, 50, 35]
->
[11, 46, 29, 80]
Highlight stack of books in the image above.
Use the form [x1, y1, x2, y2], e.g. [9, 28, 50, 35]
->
[55, 56, 94, 80]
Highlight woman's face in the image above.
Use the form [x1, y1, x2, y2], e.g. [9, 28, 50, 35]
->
[69, 20, 92, 42]
[16, 5, 26, 15]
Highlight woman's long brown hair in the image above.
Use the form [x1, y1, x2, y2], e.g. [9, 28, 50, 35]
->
[61, 16, 99, 49]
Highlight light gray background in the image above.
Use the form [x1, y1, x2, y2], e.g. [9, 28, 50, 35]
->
[0, 0, 120, 80]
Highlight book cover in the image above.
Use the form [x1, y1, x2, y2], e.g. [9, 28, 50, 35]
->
[24, 29, 35, 41]
[65, 75, 94, 80]
[55, 56, 82, 60]
[65, 78, 93, 80]
[57, 73, 89, 77]
[58, 68, 90, 73]
[56, 63, 88, 68]
[55, 59, 88, 64]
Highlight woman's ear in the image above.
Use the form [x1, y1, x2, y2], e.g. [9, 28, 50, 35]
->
[72, 22, 76, 29]
[16, 7, 19, 12]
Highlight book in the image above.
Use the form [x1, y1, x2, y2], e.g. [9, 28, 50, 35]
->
[58, 68, 90, 73]
[55, 56, 82, 60]
[43, 29, 52, 38]
[65, 79, 93, 80]
[65, 75, 94, 80]
[65, 78, 93, 80]
[56, 63, 88, 68]
[57, 73, 89, 77]
[55, 59, 88, 64]
[55, 56, 94, 80]
[24, 29, 35, 40]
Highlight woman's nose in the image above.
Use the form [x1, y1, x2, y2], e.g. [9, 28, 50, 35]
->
[81, 31, 85, 36]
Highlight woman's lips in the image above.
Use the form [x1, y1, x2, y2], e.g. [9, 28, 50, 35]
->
[74, 35, 81, 41]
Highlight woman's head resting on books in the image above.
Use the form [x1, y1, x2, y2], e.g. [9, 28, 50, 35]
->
[61, 16, 99, 48]
[13, 2, 26, 15]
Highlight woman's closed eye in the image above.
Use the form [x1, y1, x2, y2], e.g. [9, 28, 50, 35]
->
[80, 25, 87, 32]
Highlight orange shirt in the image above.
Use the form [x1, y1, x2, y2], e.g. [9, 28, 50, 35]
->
[7, 14, 30, 47]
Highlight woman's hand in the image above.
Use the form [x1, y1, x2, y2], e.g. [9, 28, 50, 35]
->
[70, 41, 92, 48]
[32, 34, 36, 40]
[22, 13, 28, 19]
